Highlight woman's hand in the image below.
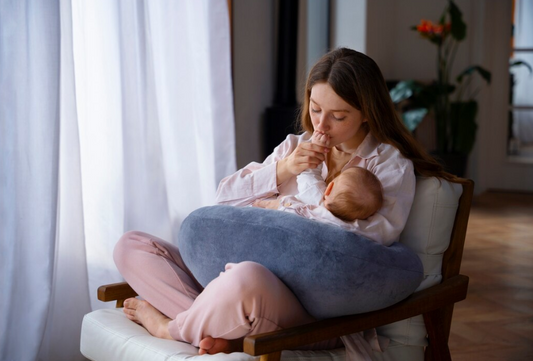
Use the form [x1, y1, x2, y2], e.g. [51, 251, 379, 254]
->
[276, 142, 329, 185]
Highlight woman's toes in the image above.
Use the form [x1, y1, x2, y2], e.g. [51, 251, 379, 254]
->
[123, 297, 138, 309]
[198, 337, 238, 355]
[199, 336, 215, 354]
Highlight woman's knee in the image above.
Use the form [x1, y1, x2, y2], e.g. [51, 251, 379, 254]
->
[214, 261, 312, 327]
[113, 230, 145, 270]
[223, 261, 280, 298]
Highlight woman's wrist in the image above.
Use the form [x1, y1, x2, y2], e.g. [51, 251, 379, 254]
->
[276, 158, 292, 186]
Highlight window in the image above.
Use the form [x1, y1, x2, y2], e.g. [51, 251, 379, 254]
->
[508, 0, 533, 160]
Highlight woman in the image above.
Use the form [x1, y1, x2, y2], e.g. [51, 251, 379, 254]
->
[114, 48, 454, 356]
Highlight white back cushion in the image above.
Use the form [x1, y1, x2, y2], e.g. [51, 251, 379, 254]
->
[377, 177, 463, 346]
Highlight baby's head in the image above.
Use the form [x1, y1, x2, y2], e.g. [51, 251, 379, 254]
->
[323, 167, 383, 221]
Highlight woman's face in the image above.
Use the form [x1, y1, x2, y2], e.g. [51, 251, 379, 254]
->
[309, 82, 368, 152]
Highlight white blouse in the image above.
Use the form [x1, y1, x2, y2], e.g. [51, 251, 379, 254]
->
[216, 132, 416, 246]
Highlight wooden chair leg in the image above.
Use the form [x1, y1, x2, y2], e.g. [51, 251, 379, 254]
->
[260, 351, 281, 361]
[423, 309, 451, 361]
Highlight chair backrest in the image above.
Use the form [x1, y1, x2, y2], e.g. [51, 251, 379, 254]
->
[442, 179, 474, 281]
[438, 178, 474, 343]
[377, 177, 473, 346]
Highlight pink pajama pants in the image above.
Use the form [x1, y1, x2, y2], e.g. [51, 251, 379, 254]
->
[113, 231, 342, 349]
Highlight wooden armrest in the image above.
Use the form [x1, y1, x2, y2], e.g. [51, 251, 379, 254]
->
[97, 282, 138, 307]
[243, 274, 469, 356]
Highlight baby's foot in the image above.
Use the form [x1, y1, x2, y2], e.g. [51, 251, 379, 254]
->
[198, 336, 243, 355]
[312, 130, 330, 147]
[123, 298, 173, 340]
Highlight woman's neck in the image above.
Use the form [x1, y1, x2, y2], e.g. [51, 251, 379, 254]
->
[325, 148, 353, 183]
[325, 129, 369, 183]
[335, 127, 369, 154]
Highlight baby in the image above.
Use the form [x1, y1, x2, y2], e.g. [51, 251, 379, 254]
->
[322, 166, 383, 221]
[255, 130, 383, 222]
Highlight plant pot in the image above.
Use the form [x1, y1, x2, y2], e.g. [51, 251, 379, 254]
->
[431, 152, 468, 177]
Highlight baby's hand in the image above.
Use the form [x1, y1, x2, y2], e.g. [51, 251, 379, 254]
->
[252, 199, 280, 210]
[312, 130, 331, 147]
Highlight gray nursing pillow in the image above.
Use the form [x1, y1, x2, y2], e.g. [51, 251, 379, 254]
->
[177, 205, 423, 320]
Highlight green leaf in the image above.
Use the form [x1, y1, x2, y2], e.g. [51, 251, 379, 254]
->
[456, 65, 492, 84]
[402, 108, 428, 132]
[449, 0, 466, 41]
[510, 60, 533, 74]
[439, 10, 446, 25]
[450, 101, 478, 154]
[389, 80, 423, 103]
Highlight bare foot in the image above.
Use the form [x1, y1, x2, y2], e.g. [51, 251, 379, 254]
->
[312, 130, 330, 147]
[123, 298, 173, 340]
[198, 336, 243, 355]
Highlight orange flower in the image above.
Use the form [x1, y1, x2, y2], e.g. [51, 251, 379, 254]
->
[415, 19, 451, 42]
[434, 24, 444, 35]
[416, 20, 433, 34]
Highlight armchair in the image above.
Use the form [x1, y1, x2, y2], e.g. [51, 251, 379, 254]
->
[81, 177, 473, 361]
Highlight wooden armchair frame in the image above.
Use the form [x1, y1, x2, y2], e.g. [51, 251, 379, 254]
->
[98, 179, 474, 361]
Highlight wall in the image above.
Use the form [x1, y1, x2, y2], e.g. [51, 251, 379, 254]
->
[365, 0, 491, 189]
[233, 0, 332, 168]
[330, 0, 367, 52]
[366, 0, 475, 82]
[232, 0, 275, 167]
[364, 0, 504, 192]
[296, 0, 330, 103]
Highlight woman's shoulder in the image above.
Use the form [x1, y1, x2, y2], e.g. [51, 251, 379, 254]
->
[370, 137, 416, 198]
[378, 142, 411, 164]
[367, 134, 414, 171]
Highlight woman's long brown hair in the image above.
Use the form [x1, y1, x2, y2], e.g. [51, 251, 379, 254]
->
[300, 48, 460, 182]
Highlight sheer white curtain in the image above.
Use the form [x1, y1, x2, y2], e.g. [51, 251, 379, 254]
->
[0, 0, 235, 360]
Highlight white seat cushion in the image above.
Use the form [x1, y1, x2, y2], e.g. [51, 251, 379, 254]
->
[81, 309, 424, 361]
[81, 308, 347, 361]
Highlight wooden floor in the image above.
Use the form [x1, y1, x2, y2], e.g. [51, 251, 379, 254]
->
[449, 191, 533, 360]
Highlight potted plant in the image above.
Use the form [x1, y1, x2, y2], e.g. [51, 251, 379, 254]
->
[390, 0, 491, 176]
